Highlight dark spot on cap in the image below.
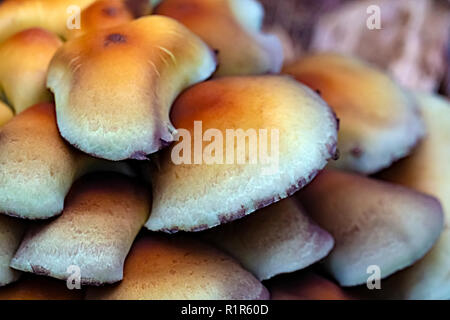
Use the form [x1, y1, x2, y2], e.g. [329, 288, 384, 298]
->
[104, 33, 127, 47]
[124, 0, 148, 17]
[213, 49, 220, 55]
[102, 6, 119, 17]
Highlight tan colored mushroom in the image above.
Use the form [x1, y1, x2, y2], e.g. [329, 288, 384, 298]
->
[48, 15, 216, 161]
[283, 53, 425, 174]
[0, 28, 62, 113]
[0, 103, 131, 219]
[268, 271, 354, 300]
[64, 0, 152, 40]
[297, 169, 444, 287]
[86, 235, 269, 300]
[145, 75, 338, 232]
[202, 197, 334, 280]
[376, 92, 450, 299]
[0, 274, 83, 300]
[11, 173, 150, 285]
[156, 0, 283, 76]
[0, 0, 96, 43]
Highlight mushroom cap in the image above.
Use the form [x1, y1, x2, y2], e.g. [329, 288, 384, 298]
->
[0, 215, 24, 286]
[0, 0, 96, 43]
[0, 28, 62, 113]
[0, 103, 80, 219]
[11, 173, 150, 285]
[86, 235, 269, 300]
[145, 75, 338, 232]
[283, 53, 425, 174]
[380, 92, 450, 221]
[298, 169, 444, 287]
[64, 0, 152, 40]
[0, 274, 83, 300]
[202, 197, 334, 281]
[0, 101, 13, 127]
[267, 271, 353, 300]
[156, 0, 283, 76]
[48, 15, 217, 161]
[376, 92, 450, 299]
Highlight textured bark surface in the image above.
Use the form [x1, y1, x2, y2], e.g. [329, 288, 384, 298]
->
[260, 0, 450, 94]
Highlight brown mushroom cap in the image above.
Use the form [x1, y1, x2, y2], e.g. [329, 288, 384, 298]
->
[0, 28, 62, 113]
[48, 15, 217, 161]
[202, 197, 334, 281]
[297, 169, 444, 287]
[0, 103, 131, 219]
[0, 0, 96, 43]
[11, 173, 150, 285]
[64, 0, 152, 40]
[267, 271, 354, 300]
[0, 215, 24, 286]
[0, 103, 80, 219]
[86, 235, 269, 300]
[145, 75, 338, 232]
[156, 0, 283, 76]
[283, 53, 425, 174]
[0, 274, 83, 300]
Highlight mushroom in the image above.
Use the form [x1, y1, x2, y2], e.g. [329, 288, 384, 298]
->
[283, 53, 425, 174]
[156, 0, 283, 76]
[0, 215, 24, 287]
[48, 15, 217, 161]
[11, 173, 150, 285]
[0, 101, 13, 127]
[0, 0, 96, 43]
[145, 75, 338, 232]
[86, 235, 269, 300]
[0, 28, 62, 113]
[0, 274, 83, 300]
[202, 197, 334, 281]
[64, 0, 152, 40]
[297, 169, 444, 287]
[0, 103, 131, 219]
[267, 271, 353, 300]
[375, 92, 450, 299]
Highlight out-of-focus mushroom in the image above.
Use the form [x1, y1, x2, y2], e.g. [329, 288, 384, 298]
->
[86, 235, 269, 300]
[0, 215, 24, 287]
[0, 0, 96, 43]
[48, 16, 216, 161]
[0, 101, 13, 127]
[202, 197, 334, 281]
[376, 93, 450, 299]
[11, 173, 150, 285]
[283, 53, 425, 174]
[267, 271, 354, 300]
[297, 169, 444, 287]
[0, 28, 62, 113]
[0, 103, 132, 220]
[156, 0, 283, 76]
[64, 0, 152, 40]
[0, 274, 83, 300]
[145, 75, 338, 233]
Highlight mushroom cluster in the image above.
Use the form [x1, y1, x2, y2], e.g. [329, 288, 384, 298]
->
[0, 0, 448, 300]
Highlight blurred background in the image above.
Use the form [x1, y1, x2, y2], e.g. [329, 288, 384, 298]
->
[260, 0, 450, 97]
